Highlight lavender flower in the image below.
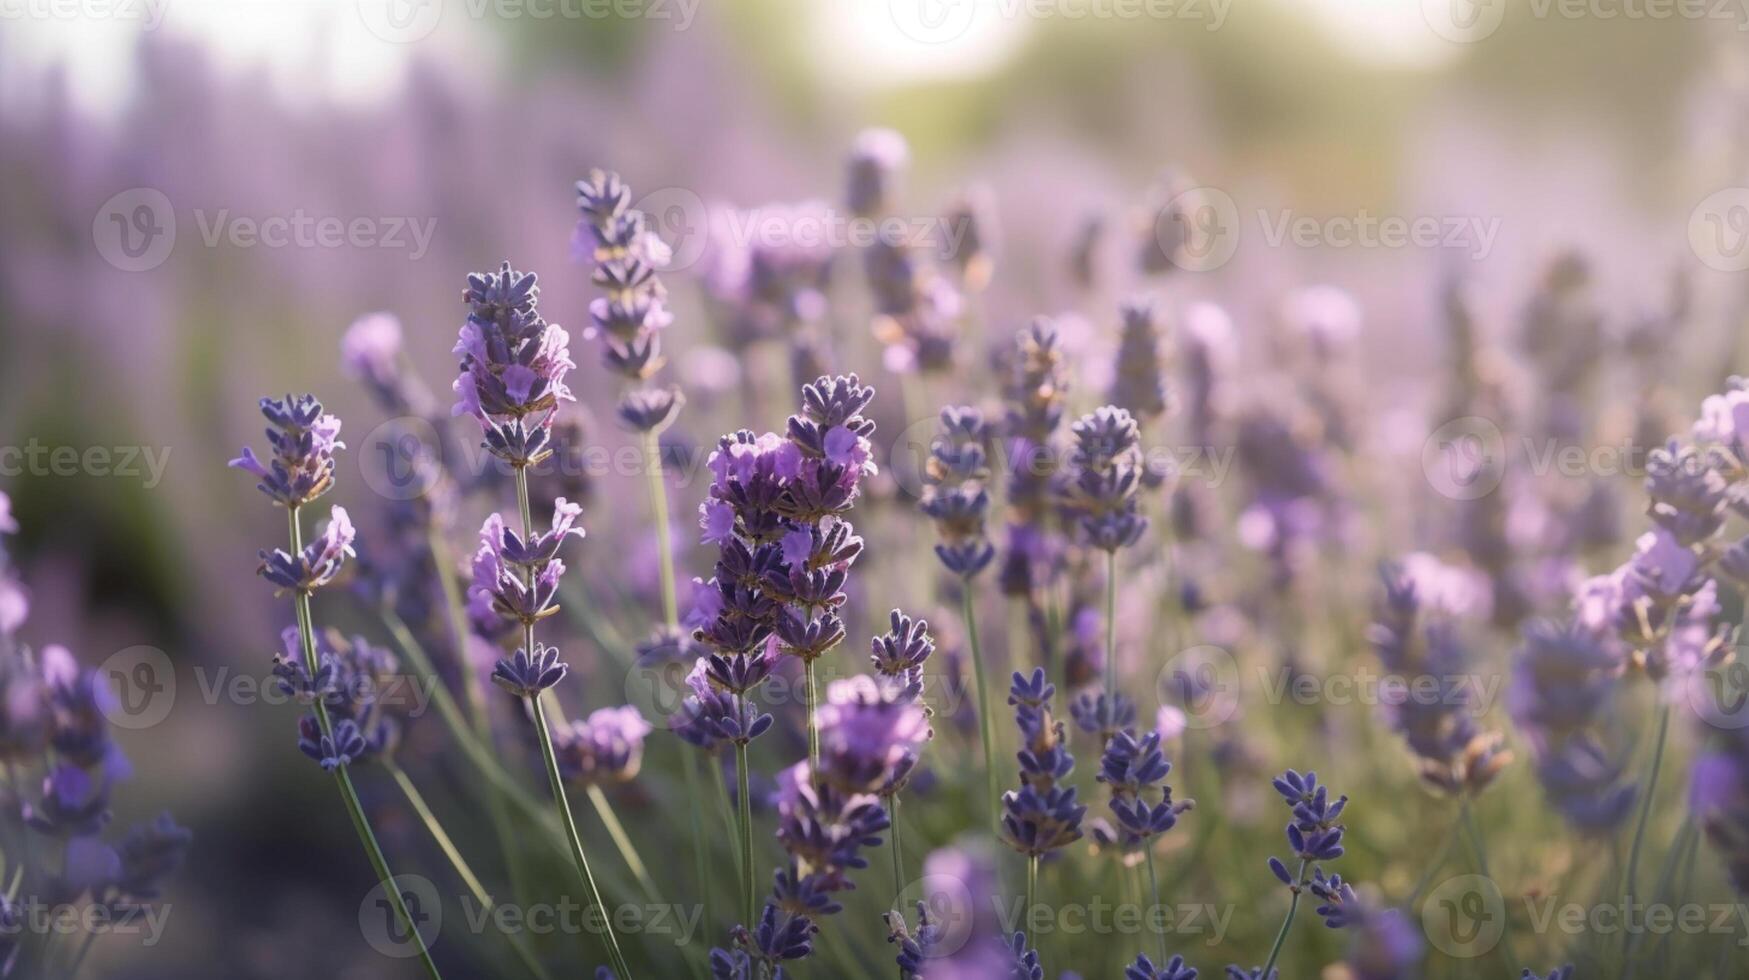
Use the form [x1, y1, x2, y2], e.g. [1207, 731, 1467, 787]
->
[1266, 769, 1349, 884]
[1109, 298, 1170, 423]
[453, 262, 574, 466]
[1001, 318, 1069, 597]
[229, 394, 344, 508]
[921, 406, 996, 578]
[1521, 967, 1574, 980]
[885, 899, 944, 979]
[576, 169, 684, 432]
[772, 760, 890, 908]
[1094, 729, 1192, 849]
[257, 506, 356, 593]
[1062, 406, 1148, 552]
[1071, 690, 1136, 745]
[846, 127, 908, 218]
[491, 643, 569, 698]
[1126, 954, 1198, 980]
[815, 675, 931, 795]
[553, 706, 654, 785]
[1367, 561, 1510, 796]
[1001, 669, 1085, 857]
[1510, 621, 1636, 832]
[471, 505, 582, 626]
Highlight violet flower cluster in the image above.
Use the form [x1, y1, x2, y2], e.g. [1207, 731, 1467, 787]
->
[1092, 728, 1192, 852]
[1000, 318, 1069, 601]
[920, 406, 996, 579]
[1367, 559, 1510, 797]
[575, 170, 683, 433]
[1061, 405, 1149, 553]
[452, 263, 575, 468]
[0, 496, 190, 973]
[1000, 668, 1086, 857]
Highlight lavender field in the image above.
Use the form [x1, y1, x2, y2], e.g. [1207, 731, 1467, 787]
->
[6, 2, 1749, 978]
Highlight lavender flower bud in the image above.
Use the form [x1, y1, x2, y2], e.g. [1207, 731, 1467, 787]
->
[229, 394, 345, 508]
[1109, 298, 1171, 422]
[1127, 954, 1199, 980]
[846, 128, 908, 218]
[1063, 406, 1149, 552]
[921, 406, 996, 578]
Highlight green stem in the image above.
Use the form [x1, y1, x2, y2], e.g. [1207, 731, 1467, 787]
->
[1104, 549, 1118, 702]
[387, 761, 552, 980]
[64, 929, 97, 978]
[1144, 845, 1166, 966]
[1259, 859, 1308, 980]
[888, 793, 905, 906]
[1461, 799, 1519, 977]
[423, 527, 529, 910]
[805, 658, 821, 786]
[642, 430, 679, 629]
[1618, 702, 1672, 980]
[682, 747, 713, 935]
[530, 694, 633, 979]
[1024, 855, 1039, 938]
[1407, 813, 1465, 909]
[736, 738, 757, 929]
[586, 783, 660, 902]
[962, 584, 999, 832]
[290, 508, 443, 980]
[710, 755, 744, 886]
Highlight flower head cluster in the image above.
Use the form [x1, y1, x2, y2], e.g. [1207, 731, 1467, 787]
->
[1110, 298, 1171, 423]
[471, 501, 584, 628]
[714, 901, 816, 980]
[1688, 698, 1749, 895]
[814, 674, 931, 796]
[1126, 954, 1199, 980]
[0, 502, 189, 932]
[278, 628, 405, 769]
[846, 127, 908, 218]
[1367, 560, 1510, 796]
[553, 705, 654, 785]
[1001, 668, 1086, 857]
[920, 406, 996, 578]
[1061, 406, 1149, 551]
[1092, 729, 1192, 851]
[1265, 768, 1349, 886]
[229, 394, 345, 508]
[575, 169, 684, 432]
[1001, 319, 1070, 597]
[1508, 621, 1637, 832]
[692, 375, 876, 687]
[452, 263, 575, 466]
[772, 760, 890, 912]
